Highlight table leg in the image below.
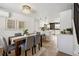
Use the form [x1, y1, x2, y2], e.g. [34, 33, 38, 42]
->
[8, 38, 11, 54]
[15, 41, 21, 56]
[40, 35, 42, 47]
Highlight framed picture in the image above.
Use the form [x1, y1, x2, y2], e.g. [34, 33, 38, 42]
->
[18, 21, 25, 29]
[6, 19, 16, 29]
[5, 19, 25, 30]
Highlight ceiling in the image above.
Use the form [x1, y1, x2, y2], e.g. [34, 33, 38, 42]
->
[0, 3, 73, 18]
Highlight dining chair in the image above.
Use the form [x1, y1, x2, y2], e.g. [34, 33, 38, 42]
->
[15, 33, 22, 37]
[15, 33, 26, 44]
[34, 33, 41, 53]
[8, 33, 23, 54]
[2, 37, 17, 56]
[21, 36, 35, 56]
[8, 33, 23, 46]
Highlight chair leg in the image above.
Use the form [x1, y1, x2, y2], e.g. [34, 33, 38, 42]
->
[2, 50, 5, 56]
[8, 51, 11, 54]
[2, 50, 8, 56]
[32, 47, 34, 55]
[34, 45, 36, 54]
[25, 50, 27, 56]
[38, 44, 40, 50]
[5, 52, 8, 56]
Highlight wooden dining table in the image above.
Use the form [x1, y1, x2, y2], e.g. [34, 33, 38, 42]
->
[11, 35, 27, 56]
[9, 33, 43, 56]
[9, 34, 36, 56]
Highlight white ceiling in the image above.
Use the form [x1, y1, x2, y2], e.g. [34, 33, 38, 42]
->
[0, 3, 73, 18]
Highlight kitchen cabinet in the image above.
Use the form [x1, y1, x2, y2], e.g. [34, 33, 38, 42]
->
[57, 34, 74, 55]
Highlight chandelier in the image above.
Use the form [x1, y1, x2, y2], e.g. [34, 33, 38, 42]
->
[22, 4, 31, 14]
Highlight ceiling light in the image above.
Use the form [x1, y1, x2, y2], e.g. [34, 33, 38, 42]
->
[22, 5, 31, 14]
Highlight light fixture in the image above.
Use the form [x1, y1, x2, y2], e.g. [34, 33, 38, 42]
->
[22, 4, 31, 14]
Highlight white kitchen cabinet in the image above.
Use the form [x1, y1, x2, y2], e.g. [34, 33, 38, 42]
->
[57, 35, 74, 55]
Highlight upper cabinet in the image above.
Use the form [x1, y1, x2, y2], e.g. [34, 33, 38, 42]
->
[60, 9, 73, 34]
[60, 9, 72, 30]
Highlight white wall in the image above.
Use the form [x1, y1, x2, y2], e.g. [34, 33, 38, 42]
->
[0, 8, 40, 48]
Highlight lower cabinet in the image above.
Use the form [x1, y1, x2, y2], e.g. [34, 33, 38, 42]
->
[57, 35, 74, 55]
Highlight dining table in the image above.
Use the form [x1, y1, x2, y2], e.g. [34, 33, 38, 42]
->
[11, 35, 27, 56]
[9, 34, 36, 56]
[8, 33, 43, 56]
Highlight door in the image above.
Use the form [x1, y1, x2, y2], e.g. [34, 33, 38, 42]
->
[74, 3, 79, 44]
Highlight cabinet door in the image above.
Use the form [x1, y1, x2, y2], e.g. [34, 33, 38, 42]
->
[57, 35, 73, 55]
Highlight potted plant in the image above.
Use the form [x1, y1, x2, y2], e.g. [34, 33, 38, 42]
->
[23, 29, 28, 35]
[41, 27, 45, 31]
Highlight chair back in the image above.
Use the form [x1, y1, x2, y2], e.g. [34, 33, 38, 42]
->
[15, 33, 22, 37]
[2, 37, 8, 51]
[36, 32, 40, 35]
[15, 33, 25, 44]
[34, 34, 41, 45]
[25, 36, 34, 49]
